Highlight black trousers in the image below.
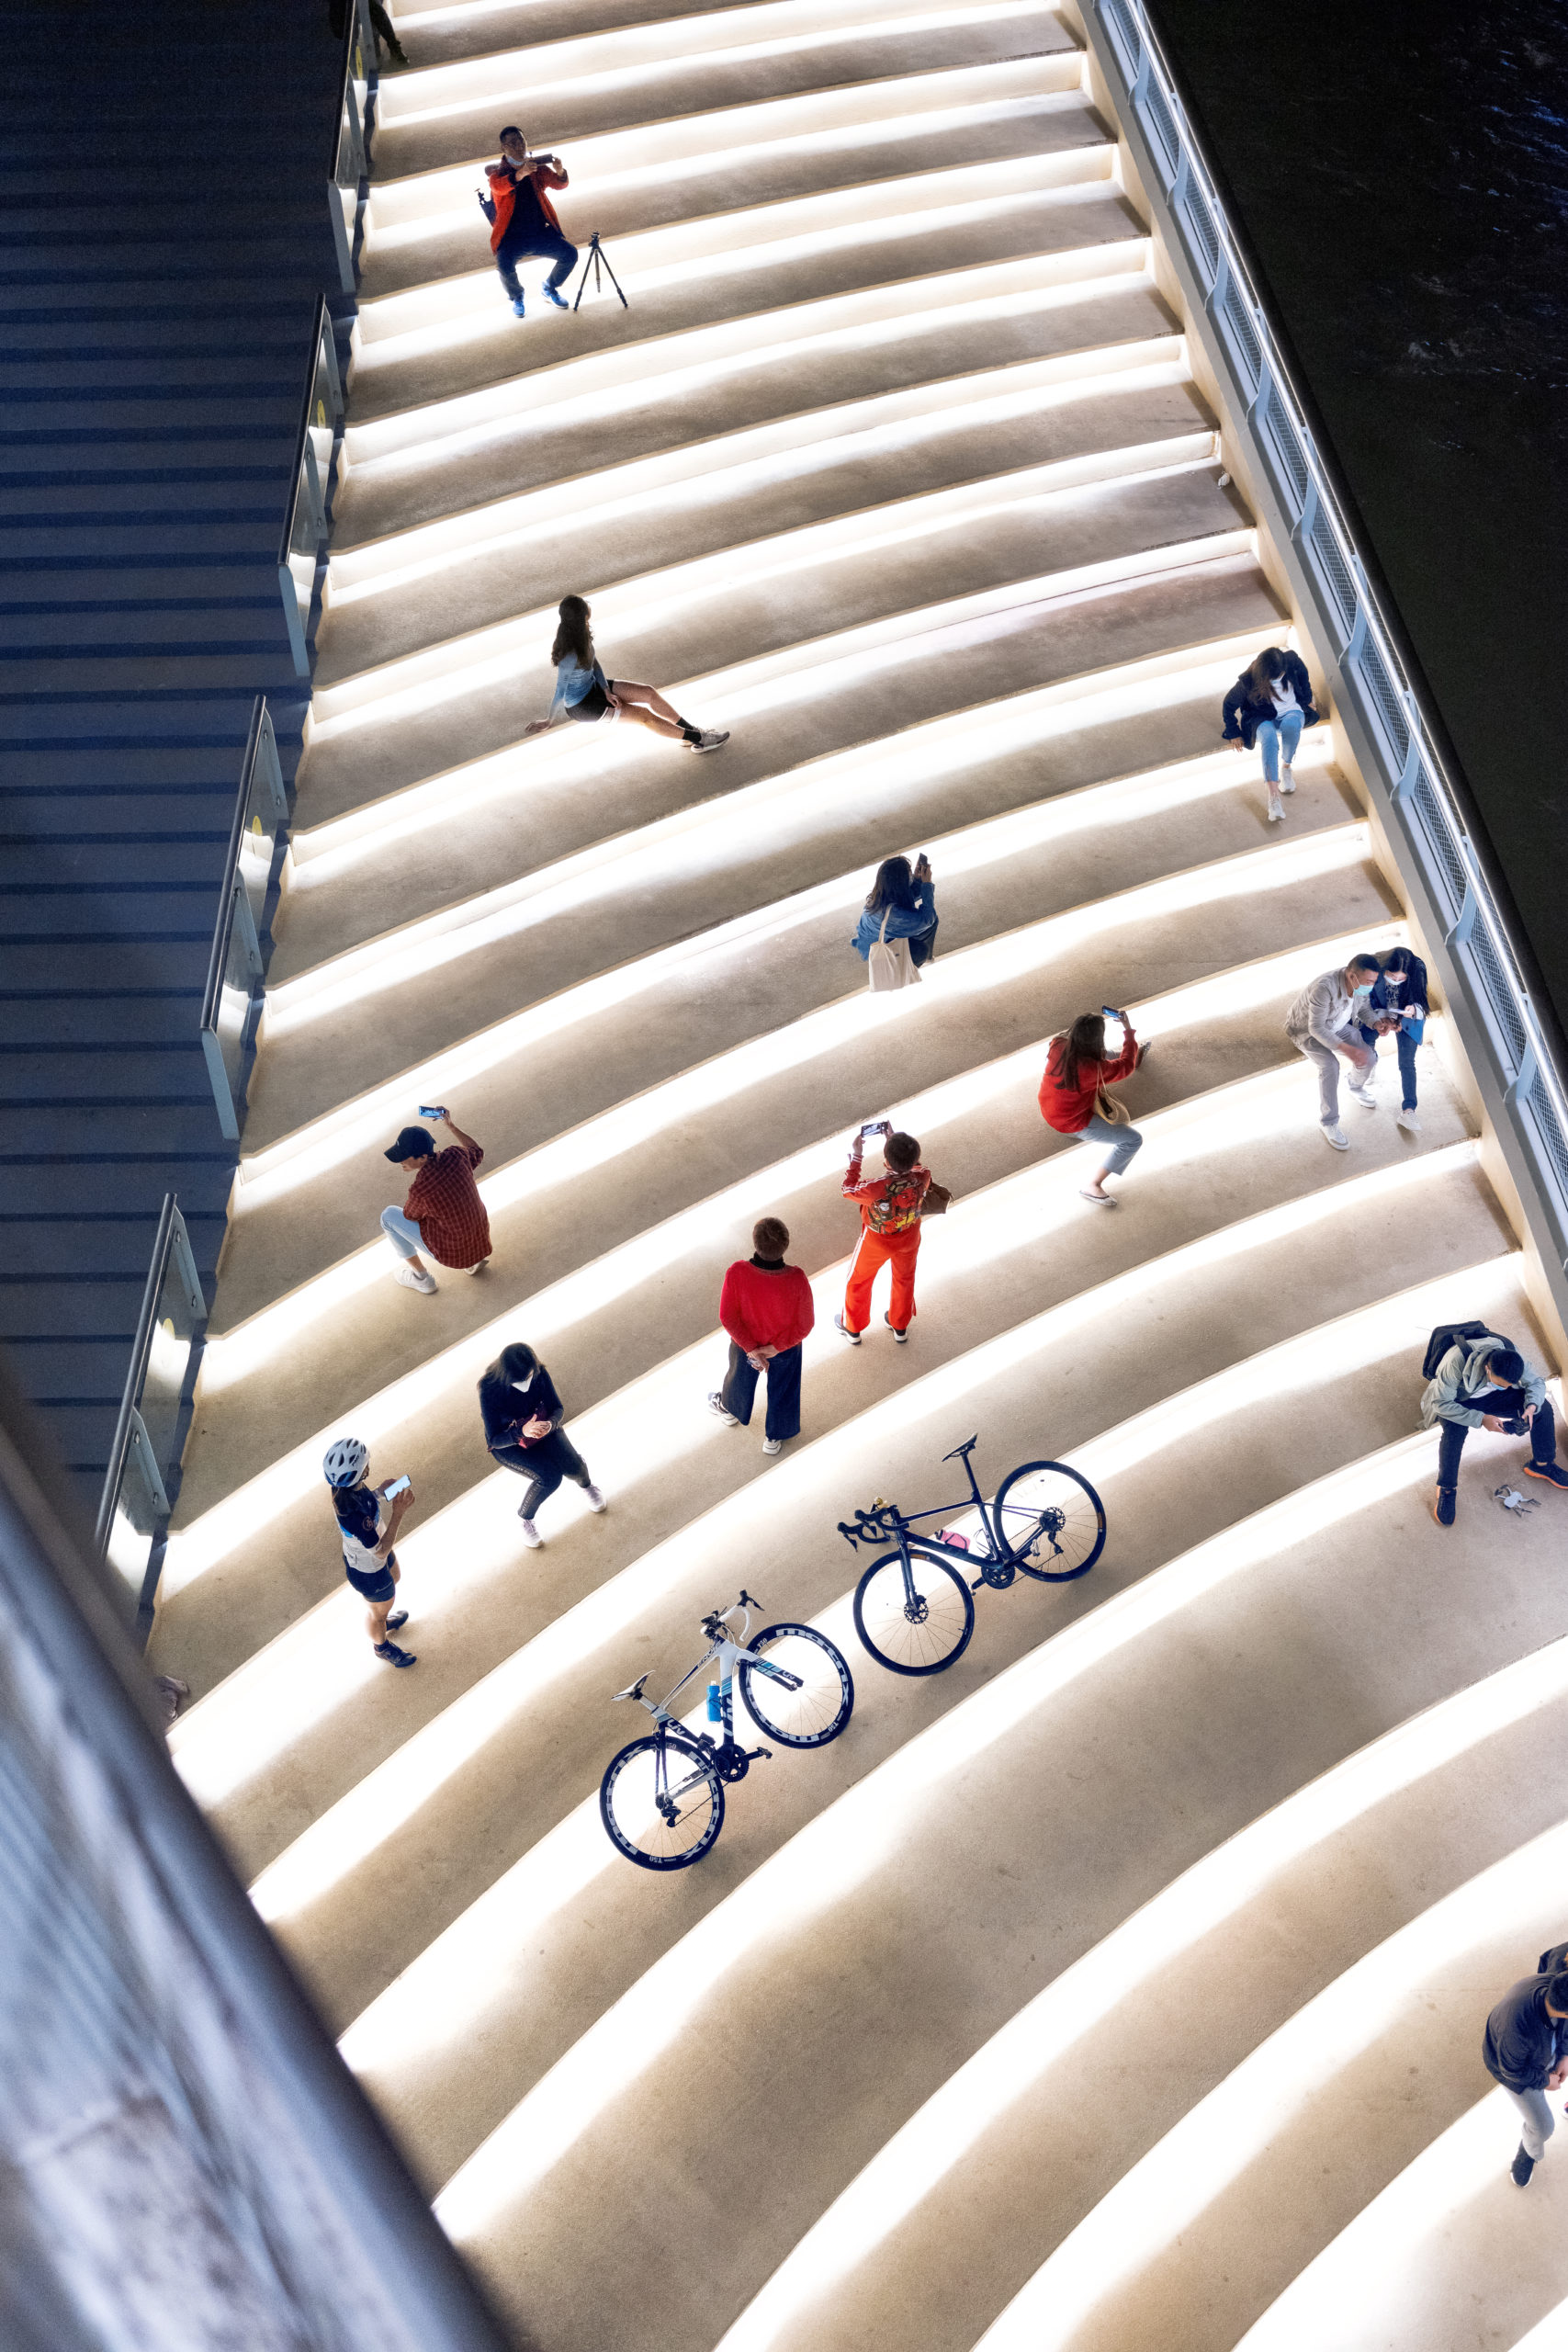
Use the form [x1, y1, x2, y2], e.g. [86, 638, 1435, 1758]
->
[1438, 1391, 1556, 1487]
[495, 225, 579, 303]
[492, 1427, 592, 1519]
[720, 1340, 803, 1442]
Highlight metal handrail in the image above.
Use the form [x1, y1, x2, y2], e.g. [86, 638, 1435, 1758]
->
[200, 697, 288, 1139]
[329, 0, 376, 290]
[1085, 0, 1568, 1269]
[96, 1193, 207, 1630]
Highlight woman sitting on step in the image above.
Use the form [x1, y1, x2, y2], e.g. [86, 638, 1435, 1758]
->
[524, 594, 728, 752]
[1222, 643, 1319, 826]
[851, 854, 939, 972]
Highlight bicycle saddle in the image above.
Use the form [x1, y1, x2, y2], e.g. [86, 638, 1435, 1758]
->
[942, 1433, 980, 1462]
[612, 1673, 649, 1702]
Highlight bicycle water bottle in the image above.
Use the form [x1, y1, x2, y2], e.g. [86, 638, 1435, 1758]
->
[706, 1671, 723, 1723]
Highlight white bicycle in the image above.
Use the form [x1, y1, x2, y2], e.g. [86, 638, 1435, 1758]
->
[600, 1592, 854, 1871]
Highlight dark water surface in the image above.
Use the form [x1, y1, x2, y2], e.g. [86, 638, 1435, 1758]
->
[1153, 0, 1568, 1023]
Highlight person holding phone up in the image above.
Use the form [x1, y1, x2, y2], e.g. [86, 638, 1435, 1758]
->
[836, 1122, 932, 1343]
[1037, 1009, 1145, 1206]
[851, 854, 938, 978]
[321, 1436, 418, 1668]
[478, 1341, 605, 1549]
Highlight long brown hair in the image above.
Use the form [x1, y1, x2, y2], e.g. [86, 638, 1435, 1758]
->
[865, 855, 915, 913]
[550, 594, 593, 669]
[1055, 1012, 1107, 1093]
[1247, 646, 1289, 698]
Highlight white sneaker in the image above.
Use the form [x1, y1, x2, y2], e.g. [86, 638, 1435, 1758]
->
[466, 1259, 490, 1276]
[517, 1513, 543, 1546]
[1280, 763, 1296, 795]
[584, 1484, 607, 1512]
[1397, 1107, 1423, 1131]
[1348, 1085, 1378, 1112]
[694, 729, 729, 752]
[394, 1262, 436, 1293]
[1321, 1122, 1350, 1150]
[707, 1393, 739, 1424]
[761, 1437, 783, 1455]
[1266, 791, 1284, 823]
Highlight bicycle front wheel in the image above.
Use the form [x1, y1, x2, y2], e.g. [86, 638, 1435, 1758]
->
[600, 1730, 725, 1871]
[739, 1623, 854, 1747]
[993, 1459, 1105, 1581]
[853, 1544, 976, 1676]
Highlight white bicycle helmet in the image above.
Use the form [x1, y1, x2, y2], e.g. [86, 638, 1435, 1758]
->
[323, 1436, 368, 1487]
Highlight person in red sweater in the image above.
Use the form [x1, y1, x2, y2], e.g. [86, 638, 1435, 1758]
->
[836, 1124, 931, 1344]
[708, 1216, 816, 1454]
[487, 128, 575, 318]
[1037, 1009, 1145, 1206]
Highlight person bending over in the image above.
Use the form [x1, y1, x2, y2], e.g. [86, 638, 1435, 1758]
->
[1283, 955, 1382, 1149]
[1038, 1010, 1145, 1206]
[379, 1108, 491, 1293]
[852, 854, 938, 969]
[524, 595, 728, 752]
[479, 1340, 605, 1549]
[322, 1437, 417, 1667]
[1421, 1328, 1568, 1526]
[1358, 945, 1428, 1134]
[486, 127, 575, 318]
[1223, 644, 1319, 826]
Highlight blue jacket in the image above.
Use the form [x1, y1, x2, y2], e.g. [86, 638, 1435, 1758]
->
[852, 884, 938, 961]
[1222, 651, 1318, 749]
[1359, 956, 1427, 1048]
[1483, 1973, 1564, 2092]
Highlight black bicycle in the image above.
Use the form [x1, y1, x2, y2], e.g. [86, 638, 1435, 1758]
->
[838, 1435, 1105, 1676]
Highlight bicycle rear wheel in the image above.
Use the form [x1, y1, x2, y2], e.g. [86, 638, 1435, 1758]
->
[600, 1730, 724, 1871]
[739, 1623, 853, 1747]
[853, 1544, 976, 1676]
[993, 1459, 1105, 1581]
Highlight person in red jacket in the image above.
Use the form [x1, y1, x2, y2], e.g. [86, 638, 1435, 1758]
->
[1038, 1009, 1145, 1206]
[486, 127, 576, 319]
[836, 1125, 931, 1344]
[709, 1217, 816, 1453]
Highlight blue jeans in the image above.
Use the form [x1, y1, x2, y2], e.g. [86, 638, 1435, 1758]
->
[1256, 708, 1303, 783]
[496, 225, 579, 303]
[1360, 1023, 1419, 1111]
[1081, 1111, 1143, 1175]
[380, 1204, 423, 1259]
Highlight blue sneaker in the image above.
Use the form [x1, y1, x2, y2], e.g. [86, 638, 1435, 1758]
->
[1525, 1460, 1568, 1489]
[542, 281, 569, 309]
[511, 296, 526, 318]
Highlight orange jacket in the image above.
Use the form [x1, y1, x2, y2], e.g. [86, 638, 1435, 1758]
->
[1037, 1027, 1138, 1134]
[485, 157, 569, 250]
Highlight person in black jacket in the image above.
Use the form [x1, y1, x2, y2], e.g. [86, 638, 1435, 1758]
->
[1482, 1961, 1568, 2185]
[478, 1341, 604, 1549]
[1223, 645, 1319, 827]
[1357, 946, 1429, 1133]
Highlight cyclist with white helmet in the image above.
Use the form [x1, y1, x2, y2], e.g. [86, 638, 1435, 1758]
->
[323, 1436, 418, 1668]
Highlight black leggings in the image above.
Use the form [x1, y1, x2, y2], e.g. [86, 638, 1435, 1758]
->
[492, 1427, 592, 1520]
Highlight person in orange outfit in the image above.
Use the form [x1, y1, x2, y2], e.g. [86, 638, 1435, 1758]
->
[836, 1124, 931, 1345]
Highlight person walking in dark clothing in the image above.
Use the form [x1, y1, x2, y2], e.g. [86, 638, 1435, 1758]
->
[329, 0, 408, 72]
[479, 1341, 604, 1548]
[1223, 644, 1319, 825]
[1483, 1963, 1568, 2184]
[1357, 945, 1429, 1133]
[322, 1436, 417, 1667]
[486, 128, 576, 317]
[708, 1216, 816, 1453]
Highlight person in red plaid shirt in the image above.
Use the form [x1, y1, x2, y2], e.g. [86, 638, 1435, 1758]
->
[379, 1109, 492, 1294]
[835, 1123, 931, 1344]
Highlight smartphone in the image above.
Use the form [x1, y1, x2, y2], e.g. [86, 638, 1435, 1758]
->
[382, 1474, 411, 1500]
[418, 1104, 446, 1121]
[859, 1119, 890, 1138]
[1100, 1006, 1123, 1024]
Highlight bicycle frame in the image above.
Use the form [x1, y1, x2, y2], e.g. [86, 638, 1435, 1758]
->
[837, 1443, 1009, 1593]
[621, 1595, 801, 1752]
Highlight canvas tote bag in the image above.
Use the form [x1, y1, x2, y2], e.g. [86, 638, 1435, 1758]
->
[867, 908, 920, 993]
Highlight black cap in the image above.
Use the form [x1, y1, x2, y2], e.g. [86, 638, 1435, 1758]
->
[385, 1125, 435, 1162]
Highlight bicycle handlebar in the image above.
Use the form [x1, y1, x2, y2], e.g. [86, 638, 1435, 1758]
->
[837, 1504, 904, 1549]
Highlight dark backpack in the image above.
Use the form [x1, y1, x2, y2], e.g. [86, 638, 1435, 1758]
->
[1422, 1319, 1510, 1382]
[1540, 1940, 1568, 1975]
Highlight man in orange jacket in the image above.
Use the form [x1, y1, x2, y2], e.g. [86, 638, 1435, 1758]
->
[486, 126, 577, 318]
[837, 1125, 931, 1345]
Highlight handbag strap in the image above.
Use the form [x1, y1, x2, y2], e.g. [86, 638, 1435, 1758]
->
[878, 909, 892, 944]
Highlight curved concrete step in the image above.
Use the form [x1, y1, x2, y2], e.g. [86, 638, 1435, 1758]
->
[419, 1369, 1566, 2352]
[976, 1812, 1568, 2352]
[717, 1634, 1568, 2352]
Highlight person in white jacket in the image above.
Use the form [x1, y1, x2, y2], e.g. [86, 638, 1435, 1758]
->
[1283, 954, 1383, 1148]
[1421, 1329, 1567, 1526]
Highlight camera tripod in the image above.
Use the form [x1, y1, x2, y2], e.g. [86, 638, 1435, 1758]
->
[572, 231, 628, 312]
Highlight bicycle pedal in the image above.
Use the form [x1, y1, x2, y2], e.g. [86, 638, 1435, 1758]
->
[749, 1747, 773, 1762]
